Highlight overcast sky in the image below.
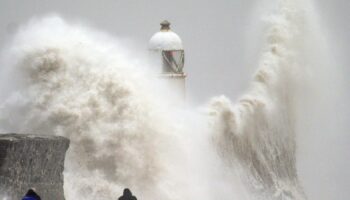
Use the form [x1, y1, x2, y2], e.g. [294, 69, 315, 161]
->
[0, 0, 349, 103]
[0, 0, 268, 104]
[0, 0, 349, 199]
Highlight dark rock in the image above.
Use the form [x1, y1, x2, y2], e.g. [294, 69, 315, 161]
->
[0, 133, 70, 200]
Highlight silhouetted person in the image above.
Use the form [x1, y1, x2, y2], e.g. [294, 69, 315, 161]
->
[22, 189, 41, 200]
[118, 188, 137, 200]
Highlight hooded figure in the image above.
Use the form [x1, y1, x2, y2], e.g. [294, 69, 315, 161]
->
[22, 189, 41, 200]
[118, 188, 137, 200]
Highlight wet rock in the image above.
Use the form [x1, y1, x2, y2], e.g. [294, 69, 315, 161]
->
[0, 133, 69, 200]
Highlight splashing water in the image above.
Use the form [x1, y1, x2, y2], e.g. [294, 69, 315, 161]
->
[0, 0, 343, 200]
[208, 0, 307, 199]
[0, 15, 235, 200]
[207, 0, 346, 199]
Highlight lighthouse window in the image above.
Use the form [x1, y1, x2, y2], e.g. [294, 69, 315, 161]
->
[162, 50, 184, 73]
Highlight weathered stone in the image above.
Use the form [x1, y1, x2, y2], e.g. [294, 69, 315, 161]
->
[0, 133, 69, 200]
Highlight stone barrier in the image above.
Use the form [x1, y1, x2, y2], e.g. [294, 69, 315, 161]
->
[0, 133, 69, 200]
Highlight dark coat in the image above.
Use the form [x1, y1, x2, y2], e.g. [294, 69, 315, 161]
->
[22, 189, 41, 200]
[118, 188, 137, 200]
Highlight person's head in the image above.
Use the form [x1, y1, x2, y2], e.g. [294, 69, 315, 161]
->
[123, 188, 132, 196]
[25, 188, 37, 196]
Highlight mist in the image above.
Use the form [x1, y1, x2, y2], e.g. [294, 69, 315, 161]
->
[0, 0, 349, 200]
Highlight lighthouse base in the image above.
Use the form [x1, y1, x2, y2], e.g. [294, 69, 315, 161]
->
[159, 73, 186, 106]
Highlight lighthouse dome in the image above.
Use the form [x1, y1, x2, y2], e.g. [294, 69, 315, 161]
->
[149, 20, 183, 51]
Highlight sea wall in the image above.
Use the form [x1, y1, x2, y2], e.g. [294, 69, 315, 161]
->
[0, 134, 69, 200]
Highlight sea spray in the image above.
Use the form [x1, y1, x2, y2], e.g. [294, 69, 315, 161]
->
[208, 0, 307, 199]
[0, 0, 339, 200]
[0, 16, 179, 200]
[0, 15, 246, 200]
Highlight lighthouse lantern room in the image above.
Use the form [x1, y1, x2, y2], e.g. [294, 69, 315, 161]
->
[149, 20, 186, 103]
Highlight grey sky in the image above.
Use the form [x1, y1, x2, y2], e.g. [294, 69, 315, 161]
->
[0, 0, 261, 104]
[0, 0, 348, 103]
[0, 0, 349, 200]
[0, 0, 349, 102]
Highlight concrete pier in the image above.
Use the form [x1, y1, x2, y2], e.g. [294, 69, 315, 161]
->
[0, 134, 69, 200]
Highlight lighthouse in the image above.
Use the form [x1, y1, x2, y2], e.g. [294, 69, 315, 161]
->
[149, 20, 186, 104]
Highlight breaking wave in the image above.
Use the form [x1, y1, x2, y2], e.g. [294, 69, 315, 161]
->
[207, 0, 306, 199]
[0, 0, 343, 200]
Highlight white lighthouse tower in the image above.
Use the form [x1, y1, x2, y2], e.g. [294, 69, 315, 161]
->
[149, 20, 186, 104]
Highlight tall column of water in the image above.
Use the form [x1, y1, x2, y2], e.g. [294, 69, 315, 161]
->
[0, 0, 344, 200]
